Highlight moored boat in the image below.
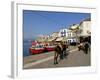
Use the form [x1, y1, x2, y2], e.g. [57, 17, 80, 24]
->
[29, 42, 55, 55]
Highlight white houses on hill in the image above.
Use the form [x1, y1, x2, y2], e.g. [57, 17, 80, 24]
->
[58, 27, 79, 44]
[37, 18, 91, 44]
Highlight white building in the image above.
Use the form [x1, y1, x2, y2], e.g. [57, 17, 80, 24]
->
[58, 28, 68, 37]
[67, 29, 78, 43]
[67, 24, 80, 43]
[57, 27, 78, 43]
[79, 18, 91, 37]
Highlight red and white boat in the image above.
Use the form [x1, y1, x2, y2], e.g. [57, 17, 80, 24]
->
[29, 41, 55, 55]
[45, 45, 55, 51]
[29, 45, 45, 55]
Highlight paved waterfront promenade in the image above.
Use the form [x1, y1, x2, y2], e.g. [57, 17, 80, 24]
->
[23, 46, 90, 69]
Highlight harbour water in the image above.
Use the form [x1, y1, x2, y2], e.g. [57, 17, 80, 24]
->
[23, 40, 32, 57]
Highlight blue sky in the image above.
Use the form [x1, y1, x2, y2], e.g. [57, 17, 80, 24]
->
[23, 10, 90, 40]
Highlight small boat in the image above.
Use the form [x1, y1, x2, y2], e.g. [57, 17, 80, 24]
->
[29, 45, 45, 55]
[29, 45, 55, 55]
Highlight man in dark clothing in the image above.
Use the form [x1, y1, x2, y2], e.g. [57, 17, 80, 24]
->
[84, 42, 89, 54]
[62, 44, 67, 58]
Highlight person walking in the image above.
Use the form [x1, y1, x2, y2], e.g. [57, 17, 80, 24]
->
[60, 43, 64, 60]
[84, 41, 89, 54]
[62, 43, 68, 58]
